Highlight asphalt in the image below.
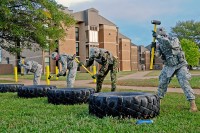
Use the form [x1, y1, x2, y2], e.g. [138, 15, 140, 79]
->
[1, 71, 200, 95]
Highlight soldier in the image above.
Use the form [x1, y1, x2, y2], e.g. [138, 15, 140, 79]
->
[153, 27, 198, 112]
[51, 52, 78, 88]
[84, 47, 118, 92]
[19, 60, 42, 85]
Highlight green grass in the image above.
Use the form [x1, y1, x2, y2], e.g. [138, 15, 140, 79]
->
[0, 71, 137, 81]
[0, 91, 200, 132]
[0, 80, 15, 83]
[103, 75, 200, 89]
[145, 70, 200, 77]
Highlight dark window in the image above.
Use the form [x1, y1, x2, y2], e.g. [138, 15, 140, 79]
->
[90, 26, 97, 31]
[75, 27, 79, 41]
[76, 42, 79, 56]
[86, 45, 89, 58]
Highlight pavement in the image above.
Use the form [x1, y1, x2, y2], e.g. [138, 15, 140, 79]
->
[1, 71, 200, 95]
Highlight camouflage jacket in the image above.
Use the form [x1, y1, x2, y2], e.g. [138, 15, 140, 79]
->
[23, 61, 41, 73]
[58, 54, 77, 75]
[155, 35, 187, 68]
[85, 49, 114, 76]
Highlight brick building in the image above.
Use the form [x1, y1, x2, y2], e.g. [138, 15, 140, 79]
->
[0, 7, 144, 74]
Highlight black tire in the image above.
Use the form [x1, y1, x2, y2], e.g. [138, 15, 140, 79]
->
[0, 84, 24, 93]
[18, 85, 57, 98]
[47, 88, 95, 105]
[89, 92, 160, 119]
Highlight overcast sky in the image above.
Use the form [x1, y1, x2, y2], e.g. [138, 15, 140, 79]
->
[55, 0, 200, 46]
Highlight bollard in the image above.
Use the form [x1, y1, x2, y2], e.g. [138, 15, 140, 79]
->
[93, 66, 96, 83]
[46, 66, 50, 85]
[55, 66, 59, 80]
[14, 67, 18, 82]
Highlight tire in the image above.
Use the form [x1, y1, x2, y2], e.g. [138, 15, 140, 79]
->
[89, 92, 160, 119]
[0, 84, 24, 93]
[18, 85, 57, 98]
[47, 88, 95, 105]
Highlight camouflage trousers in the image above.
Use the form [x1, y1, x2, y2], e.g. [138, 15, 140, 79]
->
[33, 65, 42, 85]
[157, 65, 195, 101]
[66, 62, 78, 88]
[96, 57, 118, 92]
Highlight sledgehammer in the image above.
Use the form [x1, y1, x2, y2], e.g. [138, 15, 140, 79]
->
[150, 20, 161, 70]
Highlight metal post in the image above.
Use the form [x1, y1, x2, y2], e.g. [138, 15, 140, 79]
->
[93, 66, 96, 83]
[55, 66, 59, 80]
[46, 66, 50, 85]
[14, 67, 18, 82]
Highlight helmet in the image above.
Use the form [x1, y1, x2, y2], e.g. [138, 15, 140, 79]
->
[51, 52, 58, 60]
[156, 27, 167, 36]
[90, 47, 100, 58]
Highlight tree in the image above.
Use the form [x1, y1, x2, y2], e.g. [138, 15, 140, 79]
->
[171, 20, 200, 46]
[180, 39, 200, 67]
[0, 0, 76, 54]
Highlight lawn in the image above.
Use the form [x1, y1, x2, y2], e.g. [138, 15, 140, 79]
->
[0, 71, 137, 81]
[103, 75, 200, 89]
[145, 70, 200, 77]
[0, 90, 200, 132]
[0, 80, 15, 83]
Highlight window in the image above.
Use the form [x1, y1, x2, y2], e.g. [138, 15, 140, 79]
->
[44, 57, 50, 66]
[86, 45, 89, 59]
[89, 31, 98, 42]
[75, 27, 79, 41]
[76, 42, 79, 56]
[90, 26, 97, 31]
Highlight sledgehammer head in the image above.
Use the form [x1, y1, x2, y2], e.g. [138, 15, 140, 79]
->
[151, 20, 161, 25]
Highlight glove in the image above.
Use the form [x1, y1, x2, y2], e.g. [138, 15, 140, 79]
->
[92, 74, 98, 79]
[48, 75, 52, 79]
[56, 73, 60, 77]
[152, 31, 157, 38]
[18, 60, 22, 66]
[151, 42, 156, 48]
[63, 72, 66, 76]
[78, 62, 84, 67]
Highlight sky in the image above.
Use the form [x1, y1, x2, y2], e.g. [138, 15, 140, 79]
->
[55, 0, 200, 46]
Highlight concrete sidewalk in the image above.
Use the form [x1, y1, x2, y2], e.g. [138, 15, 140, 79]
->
[1, 71, 200, 95]
[118, 71, 158, 80]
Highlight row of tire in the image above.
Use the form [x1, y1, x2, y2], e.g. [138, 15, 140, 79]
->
[0, 84, 160, 119]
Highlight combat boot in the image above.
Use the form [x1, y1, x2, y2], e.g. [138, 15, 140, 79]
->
[189, 100, 198, 112]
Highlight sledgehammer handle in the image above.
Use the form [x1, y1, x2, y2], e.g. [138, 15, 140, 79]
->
[150, 20, 161, 70]
[150, 24, 157, 70]
[74, 58, 94, 76]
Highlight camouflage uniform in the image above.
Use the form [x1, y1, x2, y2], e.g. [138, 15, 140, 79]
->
[21, 60, 42, 85]
[85, 48, 118, 92]
[57, 54, 78, 88]
[154, 28, 195, 101]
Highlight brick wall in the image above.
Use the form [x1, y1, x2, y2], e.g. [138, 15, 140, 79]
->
[131, 46, 138, 70]
[144, 51, 150, 70]
[0, 64, 13, 74]
[99, 25, 118, 57]
[119, 39, 131, 71]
